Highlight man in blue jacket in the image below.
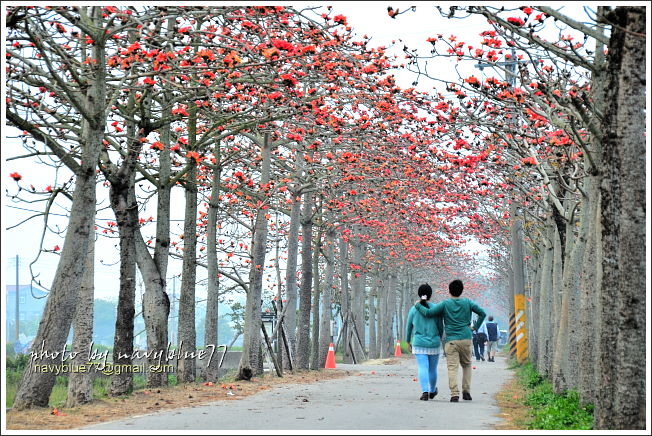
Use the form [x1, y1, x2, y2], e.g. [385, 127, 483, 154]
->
[481, 315, 500, 362]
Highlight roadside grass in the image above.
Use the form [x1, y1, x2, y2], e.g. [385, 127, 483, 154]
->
[6, 370, 173, 408]
[497, 359, 594, 430]
[5, 354, 176, 408]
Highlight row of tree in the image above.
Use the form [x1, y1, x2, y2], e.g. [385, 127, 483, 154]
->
[7, 5, 490, 409]
[5, 5, 644, 429]
[398, 6, 645, 429]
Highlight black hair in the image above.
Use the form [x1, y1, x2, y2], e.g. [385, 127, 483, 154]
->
[488, 315, 494, 321]
[449, 279, 464, 297]
[418, 283, 432, 307]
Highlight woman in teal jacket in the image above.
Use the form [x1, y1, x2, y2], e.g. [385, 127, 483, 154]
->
[406, 283, 444, 401]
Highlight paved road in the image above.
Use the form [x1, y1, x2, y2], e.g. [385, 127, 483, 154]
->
[85, 354, 512, 431]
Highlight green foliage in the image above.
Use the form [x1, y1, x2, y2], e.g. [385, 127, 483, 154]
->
[92, 376, 112, 398]
[6, 353, 30, 372]
[219, 369, 238, 382]
[5, 354, 30, 406]
[516, 362, 593, 430]
[6, 343, 17, 358]
[519, 362, 544, 388]
[506, 357, 521, 370]
[5, 369, 68, 408]
[48, 377, 69, 408]
[228, 302, 246, 335]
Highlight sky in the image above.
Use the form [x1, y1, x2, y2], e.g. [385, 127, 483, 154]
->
[1, 2, 491, 302]
[2, 3, 647, 308]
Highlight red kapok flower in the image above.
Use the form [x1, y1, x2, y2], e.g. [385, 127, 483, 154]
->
[9, 172, 22, 181]
[507, 17, 526, 27]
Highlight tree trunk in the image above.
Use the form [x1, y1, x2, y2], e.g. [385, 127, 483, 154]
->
[398, 280, 407, 343]
[12, 8, 106, 409]
[551, 228, 573, 392]
[578, 11, 607, 409]
[283, 152, 303, 368]
[561, 186, 594, 392]
[596, 6, 646, 429]
[204, 140, 222, 382]
[318, 229, 336, 367]
[177, 161, 198, 383]
[137, 19, 175, 388]
[237, 133, 272, 380]
[385, 273, 397, 357]
[536, 219, 554, 377]
[358, 271, 367, 353]
[339, 237, 352, 362]
[108, 162, 139, 396]
[578, 184, 601, 404]
[368, 279, 378, 359]
[65, 226, 95, 407]
[296, 188, 314, 370]
[309, 224, 322, 370]
[349, 238, 364, 359]
[136, 234, 170, 388]
[379, 272, 395, 358]
[527, 254, 540, 367]
[136, 144, 171, 388]
[274, 235, 285, 371]
[177, 96, 203, 383]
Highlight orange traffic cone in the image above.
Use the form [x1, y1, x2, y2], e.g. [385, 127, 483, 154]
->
[324, 342, 337, 368]
[394, 340, 402, 357]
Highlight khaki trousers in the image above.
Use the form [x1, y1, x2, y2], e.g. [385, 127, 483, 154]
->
[444, 339, 473, 397]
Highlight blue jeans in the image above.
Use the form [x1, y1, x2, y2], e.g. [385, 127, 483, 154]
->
[415, 353, 440, 393]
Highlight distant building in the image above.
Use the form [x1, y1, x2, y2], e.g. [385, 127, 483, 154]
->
[5, 284, 48, 350]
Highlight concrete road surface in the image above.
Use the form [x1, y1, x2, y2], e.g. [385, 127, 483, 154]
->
[85, 353, 513, 431]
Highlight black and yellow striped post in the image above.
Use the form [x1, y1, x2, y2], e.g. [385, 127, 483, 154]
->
[508, 312, 517, 358]
[514, 294, 528, 363]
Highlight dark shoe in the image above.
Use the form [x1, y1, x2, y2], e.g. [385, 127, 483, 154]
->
[420, 392, 429, 401]
[450, 396, 459, 402]
[429, 389, 438, 399]
[476, 358, 481, 361]
[480, 356, 485, 361]
[462, 392, 472, 401]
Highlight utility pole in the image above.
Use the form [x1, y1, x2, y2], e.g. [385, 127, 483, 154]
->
[474, 48, 519, 86]
[15, 254, 20, 343]
[171, 276, 177, 346]
[475, 49, 529, 363]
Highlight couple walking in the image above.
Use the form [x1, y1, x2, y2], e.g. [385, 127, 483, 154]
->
[405, 280, 486, 402]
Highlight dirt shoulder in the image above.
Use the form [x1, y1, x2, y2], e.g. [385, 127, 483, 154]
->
[492, 364, 530, 430]
[6, 369, 349, 430]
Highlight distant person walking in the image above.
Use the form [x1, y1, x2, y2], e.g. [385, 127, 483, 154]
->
[472, 327, 486, 361]
[483, 316, 500, 362]
[414, 279, 486, 402]
[406, 283, 444, 401]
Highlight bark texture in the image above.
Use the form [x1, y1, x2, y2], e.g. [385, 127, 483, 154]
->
[237, 133, 272, 380]
[65, 231, 95, 407]
[596, 6, 646, 429]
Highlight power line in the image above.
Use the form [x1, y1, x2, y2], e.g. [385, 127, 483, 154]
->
[5, 204, 185, 222]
